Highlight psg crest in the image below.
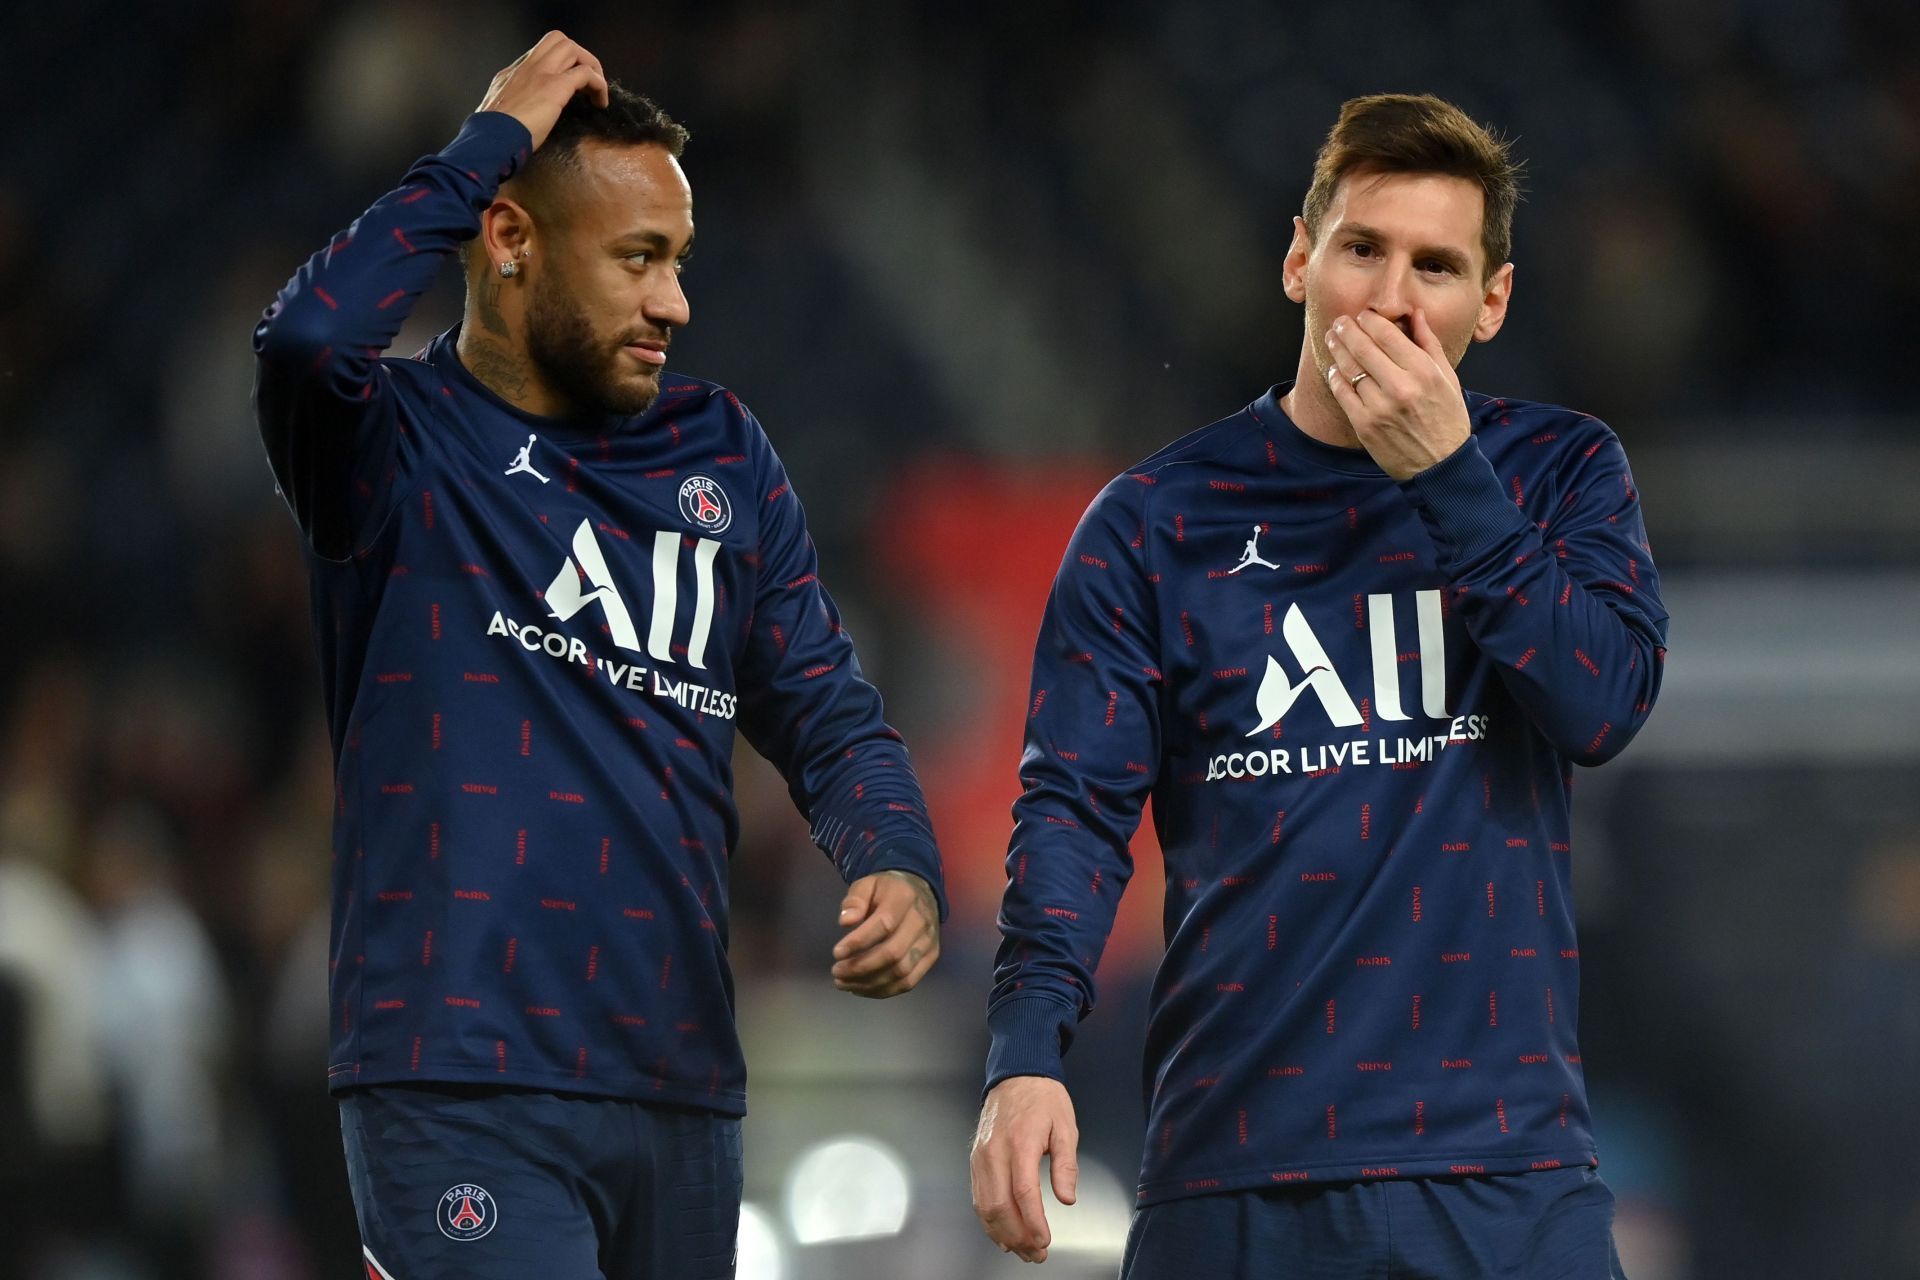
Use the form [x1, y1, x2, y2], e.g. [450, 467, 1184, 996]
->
[678, 475, 733, 535]
[437, 1183, 498, 1241]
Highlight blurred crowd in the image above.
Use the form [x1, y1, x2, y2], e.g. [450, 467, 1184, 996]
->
[2, 1, 1917, 1276]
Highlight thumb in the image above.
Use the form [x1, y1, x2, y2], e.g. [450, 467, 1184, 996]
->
[1050, 1128, 1079, 1205]
[839, 876, 877, 926]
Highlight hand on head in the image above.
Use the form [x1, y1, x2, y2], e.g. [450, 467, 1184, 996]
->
[478, 31, 611, 151]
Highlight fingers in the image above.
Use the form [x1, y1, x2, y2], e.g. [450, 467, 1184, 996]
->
[481, 32, 610, 136]
[971, 1136, 1033, 1259]
[527, 30, 585, 69]
[832, 925, 936, 995]
[1408, 308, 1460, 389]
[972, 1081, 1078, 1263]
[1323, 326, 1373, 412]
[557, 41, 611, 107]
[1326, 314, 1396, 390]
[848, 941, 939, 999]
[533, 33, 608, 107]
[1353, 309, 1428, 368]
[1408, 306, 1447, 363]
[1009, 1149, 1053, 1261]
[834, 877, 881, 947]
[833, 875, 931, 962]
[832, 875, 940, 996]
[568, 64, 611, 110]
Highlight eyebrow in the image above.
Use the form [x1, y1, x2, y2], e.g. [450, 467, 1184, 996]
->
[1338, 222, 1472, 273]
[611, 230, 695, 256]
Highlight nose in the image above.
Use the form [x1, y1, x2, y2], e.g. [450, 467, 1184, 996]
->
[1369, 262, 1415, 328]
[646, 268, 691, 330]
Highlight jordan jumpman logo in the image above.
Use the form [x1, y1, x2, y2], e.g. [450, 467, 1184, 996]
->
[1227, 523, 1281, 574]
[504, 434, 550, 484]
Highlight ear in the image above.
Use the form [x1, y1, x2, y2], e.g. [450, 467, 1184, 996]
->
[1472, 261, 1514, 343]
[476, 198, 535, 274]
[1281, 216, 1313, 304]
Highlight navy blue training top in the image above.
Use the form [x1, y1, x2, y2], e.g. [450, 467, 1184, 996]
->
[253, 112, 946, 1113]
[986, 386, 1667, 1204]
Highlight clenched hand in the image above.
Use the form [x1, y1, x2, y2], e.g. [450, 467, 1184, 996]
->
[831, 870, 940, 998]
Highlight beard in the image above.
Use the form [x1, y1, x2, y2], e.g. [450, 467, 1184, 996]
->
[524, 270, 663, 418]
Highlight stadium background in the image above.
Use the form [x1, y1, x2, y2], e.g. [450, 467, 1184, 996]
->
[3, 1, 1917, 1276]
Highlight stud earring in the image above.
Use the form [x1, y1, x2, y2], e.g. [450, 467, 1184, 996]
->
[498, 261, 517, 278]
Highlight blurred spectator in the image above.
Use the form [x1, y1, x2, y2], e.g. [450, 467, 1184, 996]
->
[82, 803, 232, 1275]
[0, 790, 111, 1273]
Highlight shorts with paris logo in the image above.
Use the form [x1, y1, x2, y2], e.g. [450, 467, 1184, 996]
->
[341, 1082, 740, 1280]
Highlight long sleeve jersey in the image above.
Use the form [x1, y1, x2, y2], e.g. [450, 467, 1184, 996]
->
[987, 386, 1667, 1204]
[253, 113, 945, 1112]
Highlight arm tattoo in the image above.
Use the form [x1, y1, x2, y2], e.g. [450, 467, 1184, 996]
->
[880, 869, 941, 939]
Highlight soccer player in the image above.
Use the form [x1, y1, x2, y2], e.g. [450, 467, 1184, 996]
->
[253, 33, 946, 1279]
[970, 94, 1666, 1278]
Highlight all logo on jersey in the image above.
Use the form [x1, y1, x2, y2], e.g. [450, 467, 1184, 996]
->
[678, 475, 732, 534]
[541, 518, 721, 669]
[1248, 592, 1448, 735]
[1207, 589, 1487, 782]
[546, 518, 643, 651]
[438, 1183, 498, 1241]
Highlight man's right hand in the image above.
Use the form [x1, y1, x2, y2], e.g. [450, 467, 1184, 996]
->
[476, 31, 610, 151]
[971, 1075, 1080, 1264]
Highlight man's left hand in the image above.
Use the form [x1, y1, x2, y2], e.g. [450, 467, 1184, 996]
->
[1324, 307, 1471, 481]
[831, 870, 940, 998]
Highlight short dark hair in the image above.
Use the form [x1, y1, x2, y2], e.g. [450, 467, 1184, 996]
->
[526, 80, 689, 178]
[1302, 93, 1522, 278]
[461, 83, 689, 266]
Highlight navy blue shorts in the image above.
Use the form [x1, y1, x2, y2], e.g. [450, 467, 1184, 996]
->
[340, 1083, 741, 1280]
[1121, 1167, 1627, 1280]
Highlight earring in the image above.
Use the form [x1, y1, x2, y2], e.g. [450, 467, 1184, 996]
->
[498, 261, 517, 278]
